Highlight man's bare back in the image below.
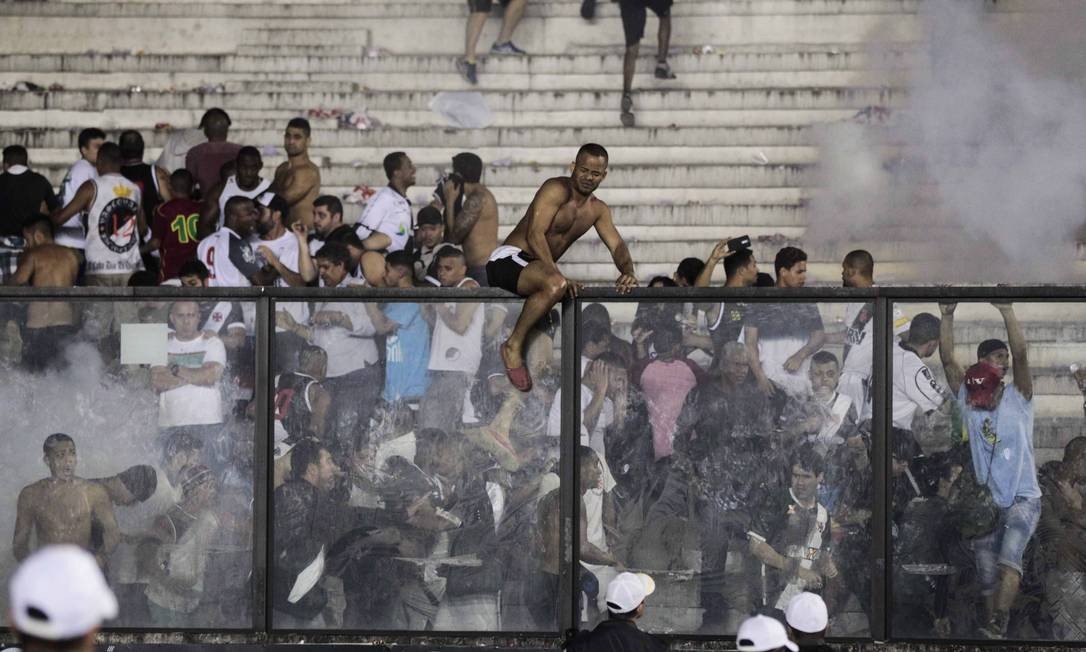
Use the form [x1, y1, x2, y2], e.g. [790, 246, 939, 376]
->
[13, 478, 114, 561]
[503, 177, 608, 262]
[11, 243, 79, 328]
[456, 185, 499, 269]
[274, 159, 321, 231]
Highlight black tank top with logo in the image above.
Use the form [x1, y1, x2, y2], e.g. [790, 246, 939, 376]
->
[121, 162, 161, 223]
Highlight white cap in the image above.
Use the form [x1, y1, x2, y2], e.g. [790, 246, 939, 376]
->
[9, 546, 118, 640]
[785, 592, 829, 634]
[736, 615, 799, 652]
[604, 572, 655, 614]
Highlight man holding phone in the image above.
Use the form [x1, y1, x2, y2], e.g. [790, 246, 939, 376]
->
[487, 143, 637, 392]
[438, 152, 498, 286]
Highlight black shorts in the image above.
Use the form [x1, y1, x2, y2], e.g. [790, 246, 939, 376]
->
[469, 0, 511, 13]
[22, 325, 77, 373]
[486, 249, 536, 294]
[619, 0, 673, 47]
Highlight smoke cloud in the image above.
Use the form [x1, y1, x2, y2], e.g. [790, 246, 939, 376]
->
[806, 0, 1086, 283]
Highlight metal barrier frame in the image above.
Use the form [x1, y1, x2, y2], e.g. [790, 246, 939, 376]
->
[0, 285, 1081, 646]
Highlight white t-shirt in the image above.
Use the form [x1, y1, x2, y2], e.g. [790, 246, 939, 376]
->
[355, 185, 412, 252]
[311, 285, 378, 377]
[841, 303, 908, 378]
[158, 333, 227, 427]
[250, 230, 300, 288]
[250, 231, 312, 328]
[57, 158, 96, 249]
[197, 226, 262, 287]
[428, 282, 484, 374]
[891, 342, 945, 430]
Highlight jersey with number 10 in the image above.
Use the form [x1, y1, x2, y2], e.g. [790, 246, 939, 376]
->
[152, 198, 202, 281]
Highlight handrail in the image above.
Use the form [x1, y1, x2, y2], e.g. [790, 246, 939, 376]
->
[0, 284, 1079, 300]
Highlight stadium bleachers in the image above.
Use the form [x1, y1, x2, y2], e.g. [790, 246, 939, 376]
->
[1, 0, 1082, 465]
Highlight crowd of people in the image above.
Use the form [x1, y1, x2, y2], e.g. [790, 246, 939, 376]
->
[0, 121, 1082, 643]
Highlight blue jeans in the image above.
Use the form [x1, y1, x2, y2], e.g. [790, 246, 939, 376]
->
[974, 496, 1041, 591]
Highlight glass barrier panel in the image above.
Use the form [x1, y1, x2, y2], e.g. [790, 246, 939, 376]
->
[573, 300, 873, 637]
[890, 301, 1086, 642]
[270, 298, 562, 632]
[0, 298, 257, 629]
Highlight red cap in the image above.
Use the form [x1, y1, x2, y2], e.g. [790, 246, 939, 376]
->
[964, 361, 1005, 407]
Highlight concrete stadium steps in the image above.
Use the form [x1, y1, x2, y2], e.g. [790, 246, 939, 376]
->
[0, 87, 904, 112]
[24, 0, 925, 12]
[0, 108, 870, 130]
[0, 70, 911, 93]
[28, 159, 812, 190]
[0, 48, 922, 76]
[22, 145, 818, 166]
[0, 0, 1060, 286]
[11, 126, 817, 150]
[0, 9, 927, 56]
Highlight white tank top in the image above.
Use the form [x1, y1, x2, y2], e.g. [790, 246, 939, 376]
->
[428, 277, 484, 374]
[218, 175, 271, 227]
[85, 174, 144, 275]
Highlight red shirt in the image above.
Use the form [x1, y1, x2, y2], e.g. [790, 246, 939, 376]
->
[185, 141, 242, 197]
[152, 198, 202, 280]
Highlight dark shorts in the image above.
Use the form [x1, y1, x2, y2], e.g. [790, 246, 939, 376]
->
[469, 0, 511, 13]
[22, 325, 77, 373]
[619, 0, 673, 47]
[468, 264, 489, 287]
[486, 247, 536, 294]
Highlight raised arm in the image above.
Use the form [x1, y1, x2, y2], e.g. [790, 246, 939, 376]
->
[293, 222, 317, 283]
[996, 303, 1032, 400]
[592, 203, 636, 292]
[745, 326, 774, 395]
[155, 165, 173, 202]
[49, 180, 95, 227]
[198, 181, 225, 238]
[443, 183, 484, 244]
[695, 239, 733, 288]
[939, 303, 963, 395]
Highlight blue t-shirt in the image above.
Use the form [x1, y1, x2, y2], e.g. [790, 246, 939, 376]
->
[959, 384, 1041, 508]
[382, 302, 431, 402]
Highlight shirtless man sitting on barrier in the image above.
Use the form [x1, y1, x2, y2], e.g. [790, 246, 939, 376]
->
[486, 143, 637, 392]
